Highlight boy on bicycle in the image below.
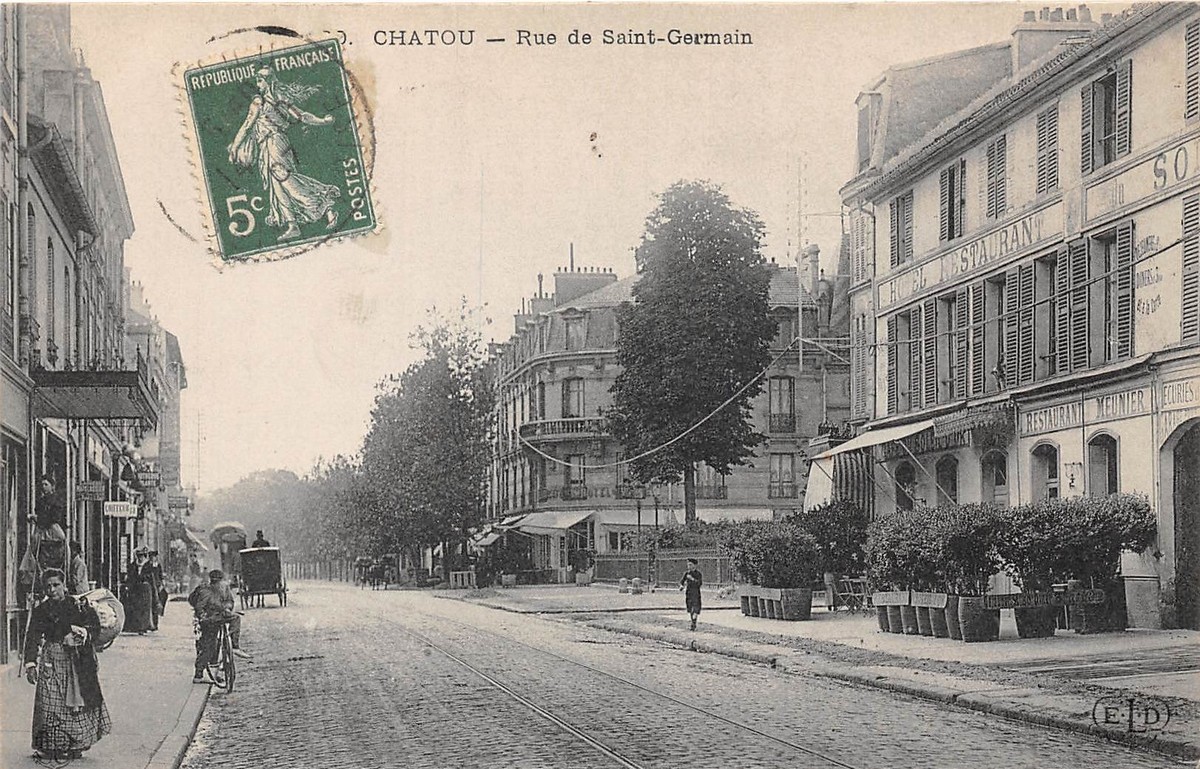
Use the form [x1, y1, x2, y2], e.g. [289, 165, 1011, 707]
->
[188, 569, 251, 683]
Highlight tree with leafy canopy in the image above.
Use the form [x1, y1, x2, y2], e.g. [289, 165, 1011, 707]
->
[607, 180, 776, 524]
[359, 301, 494, 575]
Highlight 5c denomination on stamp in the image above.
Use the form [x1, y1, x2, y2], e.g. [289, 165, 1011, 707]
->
[184, 39, 375, 261]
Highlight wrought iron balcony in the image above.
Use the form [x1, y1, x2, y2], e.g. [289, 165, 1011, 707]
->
[615, 483, 647, 499]
[561, 484, 590, 501]
[695, 484, 728, 500]
[769, 413, 796, 433]
[768, 483, 799, 499]
[519, 417, 607, 443]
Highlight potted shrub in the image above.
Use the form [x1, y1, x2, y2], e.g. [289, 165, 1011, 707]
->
[938, 503, 1005, 642]
[786, 501, 869, 610]
[997, 500, 1062, 638]
[1053, 494, 1156, 634]
[721, 521, 818, 621]
[866, 509, 923, 634]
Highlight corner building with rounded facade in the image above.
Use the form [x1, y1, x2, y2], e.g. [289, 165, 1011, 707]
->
[827, 3, 1200, 629]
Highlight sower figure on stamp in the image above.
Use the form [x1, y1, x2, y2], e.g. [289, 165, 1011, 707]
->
[680, 557, 703, 631]
[227, 67, 341, 241]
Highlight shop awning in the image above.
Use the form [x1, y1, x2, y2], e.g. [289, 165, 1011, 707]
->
[592, 508, 681, 529]
[514, 510, 594, 534]
[933, 402, 1013, 437]
[499, 514, 527, 527]
[184, 529, 209, 551]
[810, 418, 935, 460]
[31, 368, 159, 429]
[475, 532, 501, 547]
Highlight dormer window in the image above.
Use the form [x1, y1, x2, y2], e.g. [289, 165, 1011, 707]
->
[565, 315, 585, 351]
[856, 92, 882, 173]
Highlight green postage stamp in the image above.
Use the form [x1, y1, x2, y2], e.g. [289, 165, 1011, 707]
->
[183, 39, 375, 261]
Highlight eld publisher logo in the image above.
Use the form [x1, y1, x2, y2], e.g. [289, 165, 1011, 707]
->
[1091, 695, 1171, 734]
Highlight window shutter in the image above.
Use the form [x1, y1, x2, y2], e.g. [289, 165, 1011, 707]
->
[886, 315, 898, 414]
[1188, 20, 1200, 121]
[1183, 194, 1200, 343]
[956, 160, 967, 237]
[1115, 59, 1133, 159]
[995, 135, 1007, 216]
[1055, 245, 1072, 374]
[909, 305, 923, 410]
[1018, 263, 1036, 385]
[939, 166, 951, 242]
[923, 298, 937, 406]
[954, 287, 969, 398]
[1115, 220, 1135, 360]
[970, 282, 986, 395]
[1068, 239, 1090, 372]
[889, 199, 899, 267]
[1081, 83, 1094, 176]
[1037, 106, 1059, 194]
[1003, 267, 1021, 386]
[986, 140, 998, 219]
[561, 380, 570, 417]
[902, 192, 914, 263]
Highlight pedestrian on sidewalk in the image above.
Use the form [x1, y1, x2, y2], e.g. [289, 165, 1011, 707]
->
[23, 568, 112, 760]
[149, 551, 167, 626]
[68, 542, 89, 595]
[123, 547, 155, 634]
[680, 558, 703, 631]
[189, 569, 251, 683]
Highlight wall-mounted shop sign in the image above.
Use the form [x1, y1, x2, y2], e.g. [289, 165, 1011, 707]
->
[1085, 386, 1152, 425]
[1087, 131, 1200, 222]
[137, 470, 161, 486]
[1157, 377, 1200, 439]
[878, 429, 970, 460]
[877, 202, 1062, 313]
[103, 501, 135, 518]
[168, 496, 192, 511]
[76, 481, 107, 501]
[1020, 399, 1083, 437]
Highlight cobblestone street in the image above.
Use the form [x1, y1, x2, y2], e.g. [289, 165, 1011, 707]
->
[179, 582, 1184, 768]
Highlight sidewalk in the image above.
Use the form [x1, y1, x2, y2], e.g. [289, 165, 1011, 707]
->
[0, 597, 209, 769]
[448, 584, 1200, 761]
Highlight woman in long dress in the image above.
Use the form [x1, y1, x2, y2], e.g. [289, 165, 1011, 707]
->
[23, 568, 112, 760]
[227, 67, 340, 241]
[123, 549, 154, 633]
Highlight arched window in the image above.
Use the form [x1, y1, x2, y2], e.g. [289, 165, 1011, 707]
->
[981, 450, 1009, 506]
[895, 461, 916, 511]
[1032, 443, 1060, 500]
[936, 455, 959, 505]
[1087, 433, 1118, 496]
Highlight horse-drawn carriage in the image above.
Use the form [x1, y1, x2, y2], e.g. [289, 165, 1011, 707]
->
[239, 547, 288, 608]
[355, 554, 400, 589]
[210, 522, 248, 587]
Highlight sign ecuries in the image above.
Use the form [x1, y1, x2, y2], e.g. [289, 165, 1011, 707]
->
[76, 481, 107, 501]
[103, 501, 135, 518]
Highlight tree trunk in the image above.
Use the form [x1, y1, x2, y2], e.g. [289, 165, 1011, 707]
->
[684, 463, 697, 525]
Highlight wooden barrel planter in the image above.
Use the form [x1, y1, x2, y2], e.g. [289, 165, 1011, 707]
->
[900, 605, 921, 635]
[944, 595, 962, 640]
[872, 591, 909, 634]
[738, 585, 812, 621]
[913, 592, 949, 638]
[875, 606, 890, 632]
[957, 596, 1000, 642]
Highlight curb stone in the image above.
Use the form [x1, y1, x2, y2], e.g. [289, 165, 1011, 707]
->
[582, 617, 1200, 762]
[144, 680, 211, 769]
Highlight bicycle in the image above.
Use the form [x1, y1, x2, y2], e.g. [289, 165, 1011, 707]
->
[194, 614, 240, 692]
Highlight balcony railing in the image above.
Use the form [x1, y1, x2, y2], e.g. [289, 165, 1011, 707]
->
[769, 413, 796, 433]
[768, 483, 799, 499]
[695, 484, 728, 500]
[615, 483, 647, 499]
[561, 484, 589, 501]
[519, 417, 607, 443]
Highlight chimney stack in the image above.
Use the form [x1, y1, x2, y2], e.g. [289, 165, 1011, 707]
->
[1012, 5, 1099, 74]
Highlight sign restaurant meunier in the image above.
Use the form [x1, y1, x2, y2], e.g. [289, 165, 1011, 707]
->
[1020, 385, 1153, 437]
[877, 201, 1063, 313]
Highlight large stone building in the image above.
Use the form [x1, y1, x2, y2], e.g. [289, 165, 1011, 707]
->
[812, 3, 1200, 629]
[0, 6, 169, 663]
[483, 248, 849, 581]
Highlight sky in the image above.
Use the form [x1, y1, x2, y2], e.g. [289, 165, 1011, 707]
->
[66, 2, 1109, 494]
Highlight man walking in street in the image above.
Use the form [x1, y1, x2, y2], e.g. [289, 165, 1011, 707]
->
[188, 569, 250, 683]
[680, 558, 703, 631]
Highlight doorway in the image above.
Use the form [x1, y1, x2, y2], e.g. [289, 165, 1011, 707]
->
[1174, 422, 1200, 629]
